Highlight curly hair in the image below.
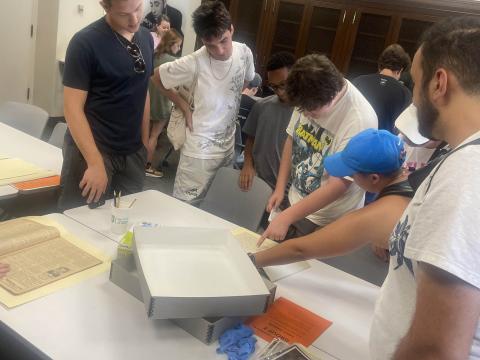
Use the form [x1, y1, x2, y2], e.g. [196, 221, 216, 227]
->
[286, 54, 344, 111]
[419, 16, 480, 95]
[266, 52, 296, 72]
[192, 1, 232, 40]
[378, 44, 411, 72]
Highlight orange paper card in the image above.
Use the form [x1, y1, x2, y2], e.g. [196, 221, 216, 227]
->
[13, 175, 60, 191]
[246, 297, 332, 347]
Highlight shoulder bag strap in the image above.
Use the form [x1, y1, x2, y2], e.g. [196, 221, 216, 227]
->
[424, 137, 480, 194]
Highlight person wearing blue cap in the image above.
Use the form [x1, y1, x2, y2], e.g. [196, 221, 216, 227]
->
[252, 129, 413, 271]
[259, 54, 378, 243]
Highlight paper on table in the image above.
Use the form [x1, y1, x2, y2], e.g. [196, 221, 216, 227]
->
[246, 297, 332, 347]
[13, 175, 60, 191]
[0, 216, 111, 308]
[231, 228, 310, 282]
[0, 158, 55, 186]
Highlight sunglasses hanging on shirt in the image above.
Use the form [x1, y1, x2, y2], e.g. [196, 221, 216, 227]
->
[113, 31, 146, 74]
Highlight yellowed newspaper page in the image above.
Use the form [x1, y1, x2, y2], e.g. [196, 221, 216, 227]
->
[231, 227, 278, 253]
[0, 218, 58, 256]
[0, 217, 111, 308]
[231, 228, 310, 282]
[0, 158, 55, 186]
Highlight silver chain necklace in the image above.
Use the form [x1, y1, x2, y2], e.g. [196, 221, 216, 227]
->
[209, 54, 233, 81]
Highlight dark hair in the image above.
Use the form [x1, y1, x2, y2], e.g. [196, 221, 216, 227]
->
[286, 54, 344, 111]
[155, 29, 183, 57]
[266, 52, 296, 72]
[378, 44, 411, 72]
[192, 1, 232, 40]
[156, 14, 170, 26]
[419, 16, 480, 95]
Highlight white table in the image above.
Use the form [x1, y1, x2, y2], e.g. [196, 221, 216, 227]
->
[63, 190, 380, 359]
[277, 261, 379, 360]
[0, 214, 338, 360]
[0, 122, 63, 199]
[64, 190, 234, 242]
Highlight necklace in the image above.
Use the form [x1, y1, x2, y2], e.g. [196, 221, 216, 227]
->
[209, 54, 233, 81]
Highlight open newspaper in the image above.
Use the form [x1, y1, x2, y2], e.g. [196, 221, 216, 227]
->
[0, 219, 102, 295]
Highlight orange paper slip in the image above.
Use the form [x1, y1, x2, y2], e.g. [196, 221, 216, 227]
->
[246, 297, 332, 347]
[13, 176, 60, 191]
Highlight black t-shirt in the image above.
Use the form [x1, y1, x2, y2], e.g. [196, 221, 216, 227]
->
[63, 17, 154, 155]
[353, 74, 412, 134]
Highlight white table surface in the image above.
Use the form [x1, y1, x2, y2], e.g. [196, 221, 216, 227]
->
[64, 189, 235, 242]
[0, 122, 63, 199]
[62, 190, 380, 359]
[0, 214, 341, 360]
[277, 261, 379, 360]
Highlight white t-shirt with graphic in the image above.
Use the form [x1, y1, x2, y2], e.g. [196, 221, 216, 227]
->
[370, 131, 480, 359]
[159, 42, 255, 159]
[286, 80, 378, 226]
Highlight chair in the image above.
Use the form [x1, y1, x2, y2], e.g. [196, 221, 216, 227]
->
[48, 122, 68, 148]
[200, 167, 272, 232]
[0, 101, 49, 139]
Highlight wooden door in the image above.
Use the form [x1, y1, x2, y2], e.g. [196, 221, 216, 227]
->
[229, 0, 270, 71]
[394, 15, 438, 59]
[298, 0, 348, 69]
[342, 7, 396, 79]
[263, 0, 308, 62]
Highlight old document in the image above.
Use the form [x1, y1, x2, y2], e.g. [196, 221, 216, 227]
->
[0, 219, 102, 295]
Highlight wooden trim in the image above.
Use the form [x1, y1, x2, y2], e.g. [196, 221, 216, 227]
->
[347, 0, 480, 16]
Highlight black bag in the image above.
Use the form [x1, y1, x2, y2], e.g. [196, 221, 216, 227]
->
[408, 138, 480, 193]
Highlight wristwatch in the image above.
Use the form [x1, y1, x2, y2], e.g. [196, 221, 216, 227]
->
[247, 252, 257, 267]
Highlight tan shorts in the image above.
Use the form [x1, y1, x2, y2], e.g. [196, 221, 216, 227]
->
[173, 152, 234, 204]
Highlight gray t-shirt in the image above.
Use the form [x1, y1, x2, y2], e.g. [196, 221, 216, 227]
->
[243, 95, 293, 190]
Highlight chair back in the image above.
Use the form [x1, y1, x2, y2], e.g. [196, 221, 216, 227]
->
[48, 122, 68, 148]
[200, 167, 272, 232]
[0, 101, 49, 139]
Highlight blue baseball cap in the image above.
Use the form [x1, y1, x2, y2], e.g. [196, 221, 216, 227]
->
[324, 129, 405, 177]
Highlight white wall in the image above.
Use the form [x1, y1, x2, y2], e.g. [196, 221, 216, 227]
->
[33, 0, 59, 113]
[167, 0, 201, 54]
[56, 0, 105, 59]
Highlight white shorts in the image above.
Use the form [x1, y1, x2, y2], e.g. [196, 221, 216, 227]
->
[173, 152, 234, 204]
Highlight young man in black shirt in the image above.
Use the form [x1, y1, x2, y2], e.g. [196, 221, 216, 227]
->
[353, 44, 412, 134]
[59, 0, 154, 210]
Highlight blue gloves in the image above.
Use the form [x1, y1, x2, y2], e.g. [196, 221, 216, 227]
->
[216, 324, 257, 360]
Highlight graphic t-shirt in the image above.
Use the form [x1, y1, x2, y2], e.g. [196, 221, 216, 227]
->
[286, 80, 378, 226]
[370, 131, 480, 359]
[159, 42, 255, 159]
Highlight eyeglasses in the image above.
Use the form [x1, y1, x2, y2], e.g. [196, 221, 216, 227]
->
[113, 31, 146, 74]
[126, 42, 146, 74]
[268, 82, 286, 93]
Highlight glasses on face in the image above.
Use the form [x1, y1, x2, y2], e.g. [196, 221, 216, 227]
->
[126, 42, 146, 74]
[268, 81, 286, 93]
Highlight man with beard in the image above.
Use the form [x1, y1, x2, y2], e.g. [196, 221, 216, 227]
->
[369, 17, 480, 359]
